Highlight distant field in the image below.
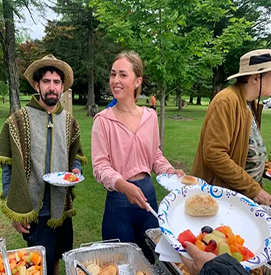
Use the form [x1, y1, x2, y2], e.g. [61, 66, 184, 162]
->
[0, 95, 271, 274]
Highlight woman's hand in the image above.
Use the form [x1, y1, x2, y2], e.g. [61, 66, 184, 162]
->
[166, 168, 185, 177]
[180, 241, 216, 275]
[115, 179, 148, 210]
[254, 189, 271, 206]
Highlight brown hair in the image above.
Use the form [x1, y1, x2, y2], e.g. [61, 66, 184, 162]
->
[114, 50, 143, 102]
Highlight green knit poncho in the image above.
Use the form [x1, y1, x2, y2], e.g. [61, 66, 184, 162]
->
[0, 95, 87, 228]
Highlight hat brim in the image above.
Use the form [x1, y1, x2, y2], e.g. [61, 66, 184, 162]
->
[23, 58, 74, 92]
[227, 66, 271, 80]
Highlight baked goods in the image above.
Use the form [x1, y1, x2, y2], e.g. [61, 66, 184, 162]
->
[136, 271, 145, 275]
[154, 234, 162, 244]
[185, 194, 219, 216]
[87, 263, 102, 275]
[181, 175, 197, 185]
[98, 263, 119, 275]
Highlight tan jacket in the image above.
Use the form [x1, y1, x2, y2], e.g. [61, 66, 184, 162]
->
[191, 83, 264, 199]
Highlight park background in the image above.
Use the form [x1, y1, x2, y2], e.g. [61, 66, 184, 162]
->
[1, 0, 271, 273]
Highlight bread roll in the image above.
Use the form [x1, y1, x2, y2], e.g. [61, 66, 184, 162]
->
[181, 175, 197, 185]
[185, 194, 219, 216]
[87, 263, 102, 275]
[136, 271, 145, 275]
[98, 263, 119, 275]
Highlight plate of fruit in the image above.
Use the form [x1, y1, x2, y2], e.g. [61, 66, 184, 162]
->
[266, 168, 271, 178]
[158, 183, 271, 270]
[42, 172, 84, 187]
[0, 245, 46, 274]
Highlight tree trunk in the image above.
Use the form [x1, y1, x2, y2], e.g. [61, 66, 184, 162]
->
[176, 86, 182, 110]
[159, 86, 166, 153]
[86, 10, 96, 116]
[3, 0, 20, 114]
[189, 94, 193, 104]
[212, 66, 223, 99]
[196, 84, 201, 105]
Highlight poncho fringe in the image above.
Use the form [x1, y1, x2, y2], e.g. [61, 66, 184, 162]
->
[47, 209, 77, 228]
[1, 199, 38, 225]
[76, 155, 88, 165]
[0, 156, 12, 166]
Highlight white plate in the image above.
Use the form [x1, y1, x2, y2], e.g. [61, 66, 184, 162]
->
[42, 172, 84, 187]
[158, 183, 271, 270]
[156, 174, 207, 191]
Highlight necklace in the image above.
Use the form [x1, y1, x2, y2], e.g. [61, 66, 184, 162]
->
[116, 104, 141, 133]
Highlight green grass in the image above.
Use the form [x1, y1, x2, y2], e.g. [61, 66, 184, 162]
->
[1, 97, 271, 274]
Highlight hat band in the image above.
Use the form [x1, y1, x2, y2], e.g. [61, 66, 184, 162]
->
[249, 53, 271, 65]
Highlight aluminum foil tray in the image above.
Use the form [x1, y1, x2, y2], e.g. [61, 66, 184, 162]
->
[63, 243, 154, 275]
[2, 245, 46, 274]
[145, 228, 184, 275]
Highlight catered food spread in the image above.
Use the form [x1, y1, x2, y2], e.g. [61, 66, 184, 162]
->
[178, 225, 254, 262]
[0, 249, 42, 275]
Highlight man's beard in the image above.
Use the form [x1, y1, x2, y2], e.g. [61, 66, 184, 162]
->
[40, 91, 59, 106]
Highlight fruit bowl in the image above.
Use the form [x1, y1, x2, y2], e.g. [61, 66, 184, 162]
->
[0, 245, 46, 275]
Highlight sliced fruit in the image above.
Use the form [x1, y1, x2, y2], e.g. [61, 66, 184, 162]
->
[217, 242, 232, 256]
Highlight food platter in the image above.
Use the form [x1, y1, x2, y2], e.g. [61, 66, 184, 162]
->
[43, 172, 84, 187]
[156, 174, 207, 192]
[158, 183, 271, 270]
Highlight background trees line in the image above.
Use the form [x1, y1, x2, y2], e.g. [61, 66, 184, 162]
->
[0, 0, 271, 149]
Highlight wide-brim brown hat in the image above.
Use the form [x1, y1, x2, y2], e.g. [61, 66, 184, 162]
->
[227, 49, 271, 80]
[24, 54, 74, 92]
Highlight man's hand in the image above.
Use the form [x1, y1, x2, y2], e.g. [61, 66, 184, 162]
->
[254, 189, 271, 206]
[12, 222, 30, 234]
[72, 168, 81, 175]
[180, 241, 216, 275]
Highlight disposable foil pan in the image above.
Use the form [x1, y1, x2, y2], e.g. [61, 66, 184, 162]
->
[145, 228, 184, 275]
[1, 245, 46, 274]
[63, 242, 154, 275]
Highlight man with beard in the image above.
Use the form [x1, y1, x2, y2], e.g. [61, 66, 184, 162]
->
[0, 54, 87, 275]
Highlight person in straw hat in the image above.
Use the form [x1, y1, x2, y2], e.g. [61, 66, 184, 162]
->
[0, 54, 87, 275]
[191, 49, 271, 205]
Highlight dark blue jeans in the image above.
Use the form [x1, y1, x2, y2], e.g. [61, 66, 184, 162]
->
[23, 216, 73, 275]
[102, 174, 159, 263]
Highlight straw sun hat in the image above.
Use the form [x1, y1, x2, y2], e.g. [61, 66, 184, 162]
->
[24, 54, 74, 92]
[227, 49, 271, 80]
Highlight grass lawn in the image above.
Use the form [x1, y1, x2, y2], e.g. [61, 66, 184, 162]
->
[1, 96, 271, 274]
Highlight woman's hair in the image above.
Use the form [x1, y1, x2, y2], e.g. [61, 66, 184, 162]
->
[114, 50, 143, 102]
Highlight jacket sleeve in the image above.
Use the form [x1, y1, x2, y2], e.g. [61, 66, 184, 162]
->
[2, 164, 11, 197]
[91, 116, 123, 191]
[200, 253, 250, 275]
[202, 98, 261, 198]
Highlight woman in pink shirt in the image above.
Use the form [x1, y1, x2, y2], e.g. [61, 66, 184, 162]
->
[91, 51, 184, 263]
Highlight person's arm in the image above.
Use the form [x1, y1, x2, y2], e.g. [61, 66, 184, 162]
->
[202, 98, 261, 199]
[91, 116, 123, 191]
[71, 158, 82, 175]
[2, 164, 11, 198]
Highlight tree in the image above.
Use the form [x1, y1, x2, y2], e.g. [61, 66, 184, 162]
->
[0, 0, 45, 113]
[43, 1, 121, 114]
[91, 0, 249, 151]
